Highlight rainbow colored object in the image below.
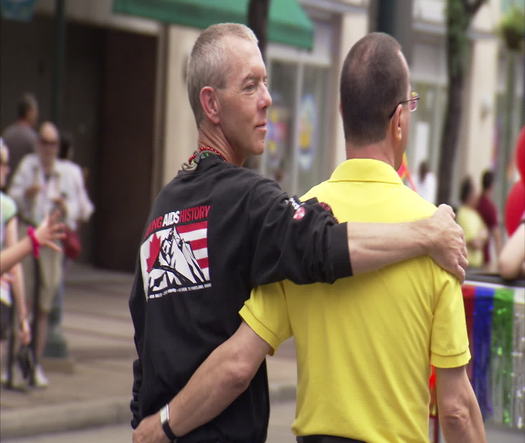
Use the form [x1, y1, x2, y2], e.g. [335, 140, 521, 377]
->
[462, 279, 525, 429]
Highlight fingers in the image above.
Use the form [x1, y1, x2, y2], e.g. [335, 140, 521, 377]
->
[455, 264, 466, 283]
[437, 204, 454, 217]
[445, 259, 465, 283]
[50, 223, 66, 240]
[45, 241, 63, 253]
[459, 255, 468, 269]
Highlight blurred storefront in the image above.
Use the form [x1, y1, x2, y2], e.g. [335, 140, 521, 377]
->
[1, 0, 160, 271]
[1, 0, 522, 270]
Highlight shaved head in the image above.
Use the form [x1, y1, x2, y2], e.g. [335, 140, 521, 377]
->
[39, 121, 59, 143]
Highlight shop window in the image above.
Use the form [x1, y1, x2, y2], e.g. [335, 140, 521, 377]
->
[263, 60, 330, 197]
[297, 65, 329, 196]
[264, 61, 297, 193]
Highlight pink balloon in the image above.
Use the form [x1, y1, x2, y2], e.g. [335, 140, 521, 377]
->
[505, 180, 525, 235]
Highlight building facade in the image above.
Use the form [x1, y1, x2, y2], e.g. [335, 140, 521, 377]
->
[1, 0, 522, 270]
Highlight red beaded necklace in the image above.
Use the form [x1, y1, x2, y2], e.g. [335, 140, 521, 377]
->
[182, 145, 226, 171]
[197, 145, 226, 160]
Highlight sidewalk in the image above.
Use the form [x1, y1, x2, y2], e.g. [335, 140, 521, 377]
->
[0, 263, 297, 439]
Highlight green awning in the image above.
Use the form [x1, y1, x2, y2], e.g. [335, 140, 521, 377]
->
[113, 0, 313, 50]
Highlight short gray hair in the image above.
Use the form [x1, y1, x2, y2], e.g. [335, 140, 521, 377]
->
[187, 23, 258, 126]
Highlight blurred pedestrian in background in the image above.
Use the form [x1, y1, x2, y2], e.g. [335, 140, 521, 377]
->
[0, 139, 31, 388]
[457, 176, 488, 269]
[1, 93, 39, 181]
[476, 170, 502, 270]
[8, 122, 82, 387]
[414, 160, 437, 204]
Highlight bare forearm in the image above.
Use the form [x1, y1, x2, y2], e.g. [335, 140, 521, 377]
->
[132, 344, 249, 443]
[347, 221, 427, 274]
[133, 324, 270, 442]
[346, 204, 467, 281]
[436, 367, 486, 443]
[169, 346, 249, 435]
[0, 237, 32, 274]
[169, 323, 269, 436]
[439, 390, 486, 442]
[498, 224, 525, 279]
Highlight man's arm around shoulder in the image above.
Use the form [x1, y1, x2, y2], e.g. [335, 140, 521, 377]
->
[348, 204, 468, 280]
[436, 366, 486, 443]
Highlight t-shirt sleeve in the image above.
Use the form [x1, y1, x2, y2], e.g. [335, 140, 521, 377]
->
[247, 178, 351, 286]
[239, 282, 292, 354]
[1, 194, 18, 225]
[430, 268, 471, 368]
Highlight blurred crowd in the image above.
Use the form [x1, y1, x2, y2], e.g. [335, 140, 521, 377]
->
[0, 93, 94, 390]
[412, 153, 525, 279]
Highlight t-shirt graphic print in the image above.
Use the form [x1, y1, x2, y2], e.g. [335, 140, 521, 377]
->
[140, 204, 211, 299]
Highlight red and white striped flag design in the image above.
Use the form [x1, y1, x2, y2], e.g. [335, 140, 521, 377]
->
[176, 221, 209, 280]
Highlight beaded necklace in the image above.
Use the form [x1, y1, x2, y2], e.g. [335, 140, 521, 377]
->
[182, 146, 226, 171]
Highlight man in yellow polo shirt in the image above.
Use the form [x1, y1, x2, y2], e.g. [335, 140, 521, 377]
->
[134, 33, 485, 443]
[238, 33, 485, 442]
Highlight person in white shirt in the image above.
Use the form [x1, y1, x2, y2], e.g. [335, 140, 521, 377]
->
[8, 122, 82, 387]
[414, 160, 437, 204]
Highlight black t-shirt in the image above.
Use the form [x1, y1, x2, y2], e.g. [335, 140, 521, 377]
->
[130, 156, 351, 442]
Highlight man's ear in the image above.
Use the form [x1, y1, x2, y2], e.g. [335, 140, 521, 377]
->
[390, 105, 404, 143]
[200, 86, 220, 125]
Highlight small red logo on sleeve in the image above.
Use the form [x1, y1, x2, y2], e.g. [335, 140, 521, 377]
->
[293, 206, 306, 220]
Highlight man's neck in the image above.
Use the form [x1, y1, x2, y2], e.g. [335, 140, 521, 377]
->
[41, 160, 56, 176]
[345, 139, 396, 168]
[198, 124, 244, 166]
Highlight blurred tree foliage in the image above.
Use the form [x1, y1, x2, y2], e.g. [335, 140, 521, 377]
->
[437, 0, 486, 204]
[498, 4, 525, 52]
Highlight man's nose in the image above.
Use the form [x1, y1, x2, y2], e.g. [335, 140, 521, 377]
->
[259, 83, 272, 109]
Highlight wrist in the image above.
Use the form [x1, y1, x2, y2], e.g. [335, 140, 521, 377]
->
[416, 218, 434, 256]
[27, 226, 40, 258]
[160, 403, 178, 442]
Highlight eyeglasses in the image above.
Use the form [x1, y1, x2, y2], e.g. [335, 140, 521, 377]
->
[389, 91, 420, 118]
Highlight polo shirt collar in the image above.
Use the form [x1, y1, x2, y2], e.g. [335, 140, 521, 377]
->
[329, 158, 402, 185]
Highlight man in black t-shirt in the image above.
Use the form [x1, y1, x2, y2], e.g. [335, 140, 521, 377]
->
[131, 23, 467, 443]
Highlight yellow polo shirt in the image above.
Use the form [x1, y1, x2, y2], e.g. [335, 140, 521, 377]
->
[240, 159, 470, 443]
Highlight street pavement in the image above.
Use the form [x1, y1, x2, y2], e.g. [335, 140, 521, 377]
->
[0, 262, 297, 440]
[3, 401, 298, 442]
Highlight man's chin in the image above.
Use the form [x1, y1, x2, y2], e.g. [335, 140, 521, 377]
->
[251, 144, 265, 157]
